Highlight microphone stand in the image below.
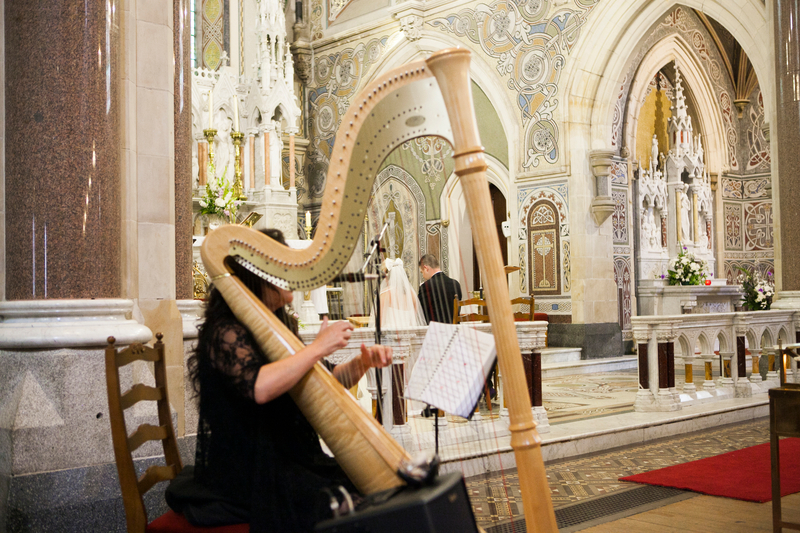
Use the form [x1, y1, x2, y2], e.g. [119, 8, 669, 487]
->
[363, 222, 390, 424]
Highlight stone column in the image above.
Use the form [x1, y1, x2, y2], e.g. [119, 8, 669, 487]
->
[772, 0, 800, 309]
[264, 124, 272, 186]
[702, 353, 716, 393]
[637, 341, 650, 390]
[175, 0, 193, 301]
[5, 1, 121, 299]
[248, 132, 256, 190]
[289, 129, 297, 189]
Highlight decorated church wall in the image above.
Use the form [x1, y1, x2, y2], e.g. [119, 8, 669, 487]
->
[301, 0, 600, 321]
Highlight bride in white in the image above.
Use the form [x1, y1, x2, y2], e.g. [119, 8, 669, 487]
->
[370, 258, 427, 330]
[381, 258, 427, 329]
[362, 258, 427, 421]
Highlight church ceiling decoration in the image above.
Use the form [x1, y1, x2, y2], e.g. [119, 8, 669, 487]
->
[310, 0, 325, 40]
[612, 7, 740, 172]
[429, 0, 600, 169]
[306, 37, 387, 198]
[328, 0, 355, 22]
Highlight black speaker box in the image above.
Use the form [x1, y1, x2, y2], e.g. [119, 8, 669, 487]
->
[314, 472, 479, 533]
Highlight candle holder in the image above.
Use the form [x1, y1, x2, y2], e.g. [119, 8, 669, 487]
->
[304, 220, 313, 240]
[230, 131, 246, 201]
[203, 129, 217, 178]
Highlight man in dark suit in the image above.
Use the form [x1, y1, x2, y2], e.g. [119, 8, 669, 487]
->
[418, 254, 462, 324]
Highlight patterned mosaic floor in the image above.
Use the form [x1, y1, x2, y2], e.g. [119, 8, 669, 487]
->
[464, 418, 770, 528]
[541, 370, 639, 424]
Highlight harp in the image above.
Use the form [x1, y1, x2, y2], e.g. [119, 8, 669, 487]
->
[202, 48, 557, 532]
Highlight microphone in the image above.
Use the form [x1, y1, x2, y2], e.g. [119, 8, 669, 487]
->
[330, 272, 378, 283]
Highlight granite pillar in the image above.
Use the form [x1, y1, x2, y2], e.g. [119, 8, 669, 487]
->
[637, 343, 649, 389]
[5, 0, 120, 300]
[174, 0, 193, 300]
[772, 0, 800, 305]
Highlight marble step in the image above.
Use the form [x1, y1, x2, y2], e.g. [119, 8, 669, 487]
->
[540, 347, 582, 365]
[542, 356, 638, 378]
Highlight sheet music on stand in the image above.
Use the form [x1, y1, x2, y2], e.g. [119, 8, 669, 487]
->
[406, 322, 497, 419]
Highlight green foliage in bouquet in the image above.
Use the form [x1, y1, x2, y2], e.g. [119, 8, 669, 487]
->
[736, 266, 774, 311]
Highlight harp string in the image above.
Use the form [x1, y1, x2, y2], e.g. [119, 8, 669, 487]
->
[329, 135, 517, 529]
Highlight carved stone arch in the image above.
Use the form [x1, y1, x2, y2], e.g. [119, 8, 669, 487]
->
[715, 329, 730, 353]
[676, 333, 692, 358]
[369, 165, 427, 289]
[697, 331, 712, 354]
[778, 326, 792, 346]
[760, 327, 775, 349]
[527, 199, 561, 296]
[746, 328, 759, 351]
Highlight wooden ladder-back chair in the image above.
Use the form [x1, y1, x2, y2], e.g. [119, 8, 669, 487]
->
[105, 334, 249, 533]
[453, 297, 490, 324]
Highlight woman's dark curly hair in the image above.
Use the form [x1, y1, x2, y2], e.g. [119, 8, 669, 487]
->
[187, 228, 298, 396]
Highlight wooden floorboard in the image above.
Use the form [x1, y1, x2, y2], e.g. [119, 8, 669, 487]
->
[581, 493, 800, 532]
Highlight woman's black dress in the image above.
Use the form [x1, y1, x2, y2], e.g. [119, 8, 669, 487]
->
[166, 310, 355, 532]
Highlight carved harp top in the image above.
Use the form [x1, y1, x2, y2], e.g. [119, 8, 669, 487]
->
[202, 48, 557, 532]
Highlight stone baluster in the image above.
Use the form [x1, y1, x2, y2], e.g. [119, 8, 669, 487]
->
[718, 350, 735, 394]
[701, 352, 717, 394]
[750, 347, 763, 384]
[682, 352, 696, 395]
[734, 326, 752, 397]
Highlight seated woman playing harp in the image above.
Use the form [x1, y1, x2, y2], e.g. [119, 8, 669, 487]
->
[166, 229, 393, 532]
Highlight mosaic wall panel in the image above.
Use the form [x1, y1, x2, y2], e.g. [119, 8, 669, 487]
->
[518, 182, 569, 296]
[328, 0, 355, 22]
[429, 0, 600, 170]
[743, 201, 773, 251]
[612, 7, 740, 171]
[202, 0, 225, 70]
[724, 202, 742, 250]
[724, 259, 774, 284]
[722, 176, 770, 200]
[745, 88, 770, 172]
[534, 299, 572, 314]
[614, 256, 632, 332]
[528, 201, 560, 295]
[612, 188, 628, 244]
[610, 158, 628, 185]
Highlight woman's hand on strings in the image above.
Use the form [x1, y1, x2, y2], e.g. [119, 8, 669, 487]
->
[332, 342, 393, 389]
[359, 343, 393, 370]
[253, 317, 352, 404]
[312, 317, 353, 357]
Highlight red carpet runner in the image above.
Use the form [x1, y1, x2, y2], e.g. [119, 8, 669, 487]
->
[619, 438, 800, 502]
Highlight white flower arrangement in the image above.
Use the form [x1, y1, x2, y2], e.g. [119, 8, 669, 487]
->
[666, 246, 709, 286]
[199, 166, 242, 222]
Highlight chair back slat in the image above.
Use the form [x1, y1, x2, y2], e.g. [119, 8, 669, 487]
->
[511, 296, 534, 321]
[115, 347, 161, 367]
[120, 383, 163, 411]
[137, 464, 179, 495]
[454, 298, 490, 324]
[105, 333, 182, 533]
[127, 423, 170, 452]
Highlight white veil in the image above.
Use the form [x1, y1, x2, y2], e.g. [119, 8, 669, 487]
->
[369, 258, 427, 330]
